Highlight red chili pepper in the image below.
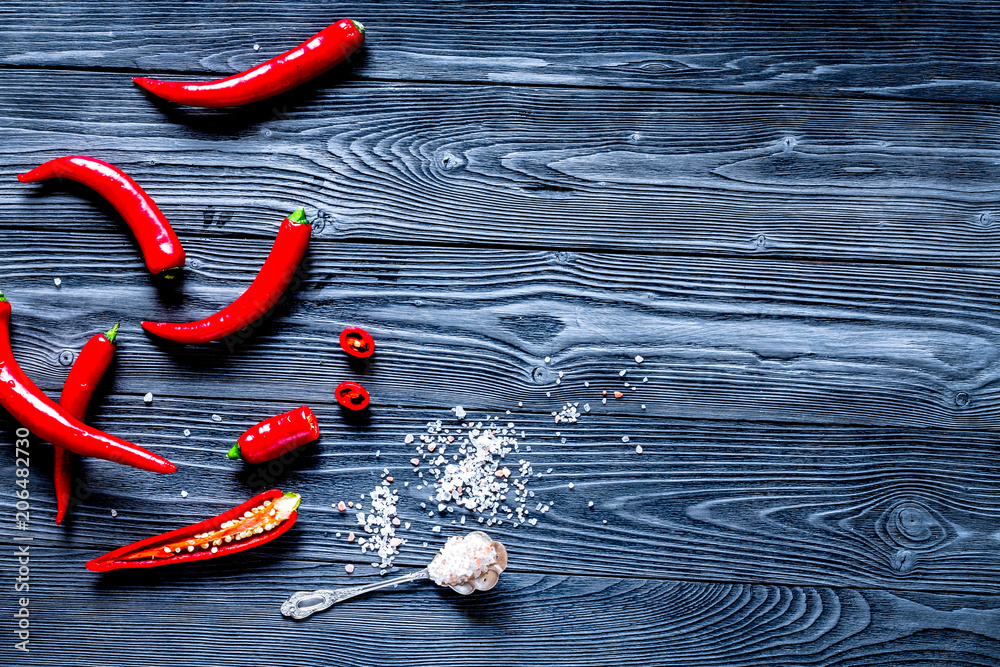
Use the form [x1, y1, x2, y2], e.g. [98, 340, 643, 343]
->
[142, 208, 310, 343]
[54, 322, 119, 525]
[0, 293, 175, 473]
[335, 381, 370, 411]
[16, 156, 186, 275]
[227, 406, 319, 463]
[132, 19, 365, 108]
[339, 326, 375, 358]
[86, 489, 300, 571]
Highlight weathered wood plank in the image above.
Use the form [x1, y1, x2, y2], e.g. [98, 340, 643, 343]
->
[2, 0, 1000, 104]
[1, 400, 998, 593]
[3, 70, 1000, 263]
[3, 236, 1000, 431]
[2, 549, 999, 667]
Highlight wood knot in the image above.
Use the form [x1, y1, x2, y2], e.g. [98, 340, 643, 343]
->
[875, 500, 950, 551]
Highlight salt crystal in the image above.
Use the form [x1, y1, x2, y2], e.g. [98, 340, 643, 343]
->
[643, 377, 648, 383]
[635, 355, 644, 363]
[143, 393, 153, 405]
[180, 490, 188, 498]
[588, 501, 594, 508]
[183, 429, 190, 437]
[619, 370, 627, 377]
[345, 564, 354, 573]
[431, 525, 441, 532]
[405, 434, 414, 444]
[544, 356, 550, 363]
[584, 404, 590, 412]
[622, 435, 630, 443]
[452, 405, 466, 419]
[212, 414, 222, 422]
[635, 445, 643, 454]
[584, 381, 590, 387]
[53, 278, 61, 287]
[641, 404, 646, 410]
[568, 483, 574, 490]
[111, 509, 117, 517]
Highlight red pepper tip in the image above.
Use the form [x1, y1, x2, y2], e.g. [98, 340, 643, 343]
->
[104, 322, 120, 344]
[227, 443, 243, 460]
[15, 173, 28, 182]
[288, 207, 308, 225]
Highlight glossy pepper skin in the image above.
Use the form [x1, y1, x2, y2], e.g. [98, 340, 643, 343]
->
[54, 323, 119, 524]
[133, 19, 365, 108]
[16, 156, 186, 275]
[339, 326, 374, 358]
[335, 381, 370, 411]
[227, 406, 319, 463]
[86, 489, 301, 571]
[142, 208, 311, 343]
[0, 293, 175, 473]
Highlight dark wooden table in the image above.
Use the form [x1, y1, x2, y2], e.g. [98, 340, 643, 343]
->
[2, 2, 1000, 665]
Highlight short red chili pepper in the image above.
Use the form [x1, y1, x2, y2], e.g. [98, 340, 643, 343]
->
[0, 292, 175, 474]
[16, 156, 186, 275]
[339, 326, 375, 358]
[132, 19, 365, 108]
[335, 381, 370, 411]
[142, 208, 310, 343]
[54, 322, 119, 525]
[227, 406, 320, 463]
[86, 489, 301, 571]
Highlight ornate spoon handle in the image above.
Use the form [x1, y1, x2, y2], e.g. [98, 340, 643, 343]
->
[281, 568, 429, 619]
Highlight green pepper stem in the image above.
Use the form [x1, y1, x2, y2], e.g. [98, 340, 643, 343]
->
[351, 19, 365, 35]
[104, 322, 120, 344]
[288, 208, 308, 225]
[283, 491, 302, 510]
[0, 290, 6, 303]
[226, 443, 242, 460]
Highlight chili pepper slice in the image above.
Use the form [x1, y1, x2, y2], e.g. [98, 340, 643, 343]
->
[54, 322, 119, 524]
[86, 489, 300, 571]
[335, 381, 369, 411]
[16, 156, 186, 275]
[132, 19, 365, 108]
[227, 406, 320, 463]
[339, 326, 375, 358]
[0, 292, 175, 474]
[142, 208, 310, 343]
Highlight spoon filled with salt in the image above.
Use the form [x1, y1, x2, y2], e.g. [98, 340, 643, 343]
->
[281, 531, 507, 619]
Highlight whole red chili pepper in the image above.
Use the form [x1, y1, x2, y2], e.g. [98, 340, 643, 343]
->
[227, 406, 320, 463]
[86, 489, 300, 571]
[54, 322, 119, 524]
[335, 381, 370, 411]
[142, 208, 310, 343]
[132, 19, 365, 108]
[0, 292, 175, 474]
[16, 156, 186, 275]
[339, 326, 374, 358]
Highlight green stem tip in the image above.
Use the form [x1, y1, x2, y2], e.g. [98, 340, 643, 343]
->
[351, 19, 365, 35]
[226, 443, 242, 460]
[104, 322, 120, 344]
[283, 491, 303, 511]
[288, 207, 308, 225]
[0, 290, 6, 303]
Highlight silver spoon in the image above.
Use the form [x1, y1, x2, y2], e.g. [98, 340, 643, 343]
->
[281, 531, 507, 619]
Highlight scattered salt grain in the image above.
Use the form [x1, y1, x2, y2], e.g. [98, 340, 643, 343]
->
[584, 381, 590, 387]
[405, 434, 414, 444]
[452, 405, 466, 419]
[53, 278, 61, 287]
[619, 370, 627, 377]
[635, 445, 643, 454]
[183, 429, 191, 437]
[641, 404, 646, 410]
[111, 509, 117, 517]
[643, 377, 648, 383]
[347, 532, 355, 542]
[635, 355, 644, 363]
[568, 482, 574, 490]
[614, 391, 623, 398]
[544, 356, 550, 363]
[143, 393, 153, 405]
[588, 501, 594, 508]
[212, 414, 222, 422]
[584, 403, 590, 412]
[431, 525, 441, 532]
[338, 501, 347, 512]
[345, 563, 354, 573]
[180, 490, 188, 498]
[622, 435, 630, 443]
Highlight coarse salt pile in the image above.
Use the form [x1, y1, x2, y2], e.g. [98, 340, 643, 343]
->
[355, 483, 405, 572]
[427, 532, 498, 587]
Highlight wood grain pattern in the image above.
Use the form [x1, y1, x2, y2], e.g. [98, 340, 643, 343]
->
[1, 400, 998, 593]
[2, 1, 1000, 104]
[3, 238, 1000, 431]
[3, 550, 999, 666]
[4, 70, 1000, 263]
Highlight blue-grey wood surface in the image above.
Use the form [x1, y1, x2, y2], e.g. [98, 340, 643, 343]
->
[1, 1, 999, 665]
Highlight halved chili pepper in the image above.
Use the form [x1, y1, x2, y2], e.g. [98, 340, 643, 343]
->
[54, 322, 119, 524]
[16, 156, 186, 275]
[132, 19, 365, 108]
[86, 489, 300, 571]
[339, 326, 374, 358]
[227, 406, 319, 463]
[0, 292, 175, 474]
[142, 208, 310, 343]
[335, 381, 369, 411]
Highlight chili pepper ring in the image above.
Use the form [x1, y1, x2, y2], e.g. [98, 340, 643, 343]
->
[142, 208, 311, 344]
[17, 156, 186, 275]
[133, 19, 365, 108]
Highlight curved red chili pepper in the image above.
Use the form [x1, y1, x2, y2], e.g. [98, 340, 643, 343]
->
[0, 293, 175, 474]
[339, 326, 375, 358]
[227, 406, 320, 463]
[335, 381, 370, 411]
[16, 156, 186, 275]
[86, 489, 300, 571]
[142, 208, 310, 343]
[132, 19, 365, 108]
[54, 323, 118, 524]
